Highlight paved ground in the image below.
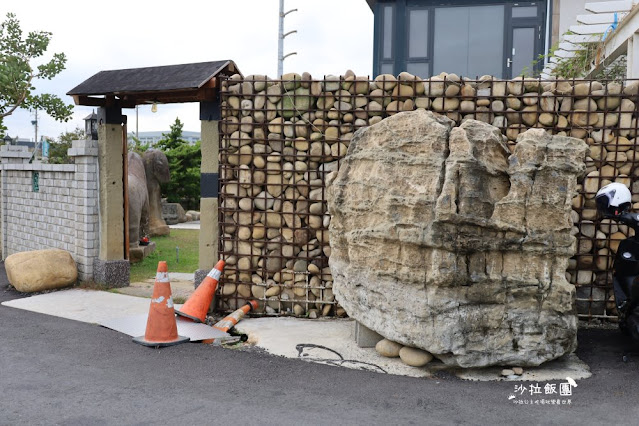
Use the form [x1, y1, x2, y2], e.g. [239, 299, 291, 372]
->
[1, 263, 639, 424]
[114, 275, 195, 301]
[169, 220, 200, 230]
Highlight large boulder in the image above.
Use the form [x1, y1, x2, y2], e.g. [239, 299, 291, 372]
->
[162, 202, 187, 224]
[6, 249, 77, 292]
[327, 110, 588, 367]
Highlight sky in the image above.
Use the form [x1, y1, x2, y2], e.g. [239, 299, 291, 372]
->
[2, 0, 374, 141]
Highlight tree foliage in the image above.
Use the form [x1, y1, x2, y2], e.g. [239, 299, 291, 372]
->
[48, 126, 85, 164]
[0, 13, 73, 136]
[128, 134, 149, 155]
[155, 117, 185, 152]
[157, 118, 201, 210]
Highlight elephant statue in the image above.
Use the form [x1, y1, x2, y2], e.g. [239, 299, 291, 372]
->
[142, 149, 170, 237]
[127, 151, 150, 252]
[127, 149, 171, 263]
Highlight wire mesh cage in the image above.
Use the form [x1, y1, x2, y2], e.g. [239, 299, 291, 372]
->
[217, 72, 639, 322]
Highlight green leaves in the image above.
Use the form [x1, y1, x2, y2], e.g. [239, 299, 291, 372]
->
[48, 126, 86, 164]
[25, 93, 73, 122]
[0, 12, 72, 136]
[128, 134, 149, 155]
[37, 52, 66, 79]
[157, 118, 201, 210]
[156, 117, 186, 151]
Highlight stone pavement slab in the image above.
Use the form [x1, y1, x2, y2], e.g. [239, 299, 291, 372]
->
[1, 289, 227, 342]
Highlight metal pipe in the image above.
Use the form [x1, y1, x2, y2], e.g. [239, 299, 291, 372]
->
[544, 0, 551, 68]
[277, 0, 298, 77]
[278, 0, 284, 77]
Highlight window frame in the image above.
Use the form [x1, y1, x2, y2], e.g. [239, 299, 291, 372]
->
[374, 0, 548, 79]
[374, 2, 396, 76]
[405, 5, 430, 78]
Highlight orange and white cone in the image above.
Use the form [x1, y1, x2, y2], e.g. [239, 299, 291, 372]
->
[213, 300, 258, 333]
[175, 260, 225, 323]
[133, 261, 189, 347]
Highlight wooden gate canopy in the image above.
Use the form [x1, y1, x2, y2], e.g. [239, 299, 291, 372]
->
[67, 60, 241, 107]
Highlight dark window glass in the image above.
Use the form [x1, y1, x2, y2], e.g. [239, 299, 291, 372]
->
[512, 6, 538, 18]
[433, 7, 468, 76]
[434, 5, 504, 77]
[409, 9, 429, 58]
[383, 5, 393, 60]
[407, 62, 429, 78]
[512, 27, 536, 76]
[381, 62, 394, 75]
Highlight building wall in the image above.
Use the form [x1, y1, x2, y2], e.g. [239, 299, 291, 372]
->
[128, 131, 201, 147]
[373, 0, 549, 78]
[0, 140, 100, 281]
[558, 0, 589, 37]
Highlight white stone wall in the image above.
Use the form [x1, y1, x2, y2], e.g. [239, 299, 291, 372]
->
[558, 0, 589, 37]
[0, 140, 100, 281]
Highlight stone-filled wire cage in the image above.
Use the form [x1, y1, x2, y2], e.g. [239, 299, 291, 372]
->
[218, 71, 639, 324]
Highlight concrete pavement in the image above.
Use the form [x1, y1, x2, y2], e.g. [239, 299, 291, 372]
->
[169, 220, 200, 230]
[1, 262, 639, 424]
[3, 285, 591, 381]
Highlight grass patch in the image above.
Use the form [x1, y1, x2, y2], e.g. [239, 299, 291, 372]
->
[173, 296, 187, 305]
[75, 280, 115, 291]
[129, 229, 199, 283]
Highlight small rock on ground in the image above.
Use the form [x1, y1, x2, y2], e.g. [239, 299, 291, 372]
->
[399, 347, 433, 367]
[375, 339, 403, 357]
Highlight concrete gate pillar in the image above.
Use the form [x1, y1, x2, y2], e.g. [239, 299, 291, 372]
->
[93, 106, 129, 287]
[195, 101, 220, 288]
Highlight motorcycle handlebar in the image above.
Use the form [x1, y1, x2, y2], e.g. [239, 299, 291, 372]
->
[604, 212, 639, 232]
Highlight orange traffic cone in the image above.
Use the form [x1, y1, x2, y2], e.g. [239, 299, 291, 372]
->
[213, 300, 258, 332]
[175, 260, 225, 323]
[133, 261, 189, 347]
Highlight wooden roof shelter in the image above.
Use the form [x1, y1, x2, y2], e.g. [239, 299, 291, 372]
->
[67, 60, 241, 108]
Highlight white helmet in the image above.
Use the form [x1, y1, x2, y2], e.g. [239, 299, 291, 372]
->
[595, 182, 632, 217]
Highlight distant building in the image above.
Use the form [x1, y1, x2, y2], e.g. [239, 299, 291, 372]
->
[14, 139, 36, 150]
[128, 131, 201, 147]
[367, 0, 553, 78]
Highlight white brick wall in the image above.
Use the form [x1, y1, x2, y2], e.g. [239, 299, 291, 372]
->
[0, 141, 100, 281]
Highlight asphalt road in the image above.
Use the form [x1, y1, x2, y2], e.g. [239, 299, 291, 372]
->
[1, 264, 638, 425]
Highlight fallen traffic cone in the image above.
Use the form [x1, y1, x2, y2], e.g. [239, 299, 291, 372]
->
[133, 261, 189, 347]
[213, 300, 258, 333]
[175, 260, 225, 323]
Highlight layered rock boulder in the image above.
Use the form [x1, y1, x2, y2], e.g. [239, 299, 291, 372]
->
[6, 249, 77, 292]
[327, 110, 588, 367]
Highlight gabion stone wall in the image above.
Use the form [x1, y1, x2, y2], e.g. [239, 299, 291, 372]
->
[219, 71, 639, 322]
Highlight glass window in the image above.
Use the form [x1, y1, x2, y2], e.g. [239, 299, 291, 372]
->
[433, 7, 469, 76]
[407, 62, 429, 78]
[381, 62, 394, 75]
[433, 5, 504, 78]
[512, 27, 536, 76]
[383, 5, 393, 60]
[512, 6, 538, 18]
[408, 9, 429, 58]
[468, 6, 505, 77]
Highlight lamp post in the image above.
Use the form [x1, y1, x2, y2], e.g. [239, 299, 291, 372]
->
[84, 111, 98, 140]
